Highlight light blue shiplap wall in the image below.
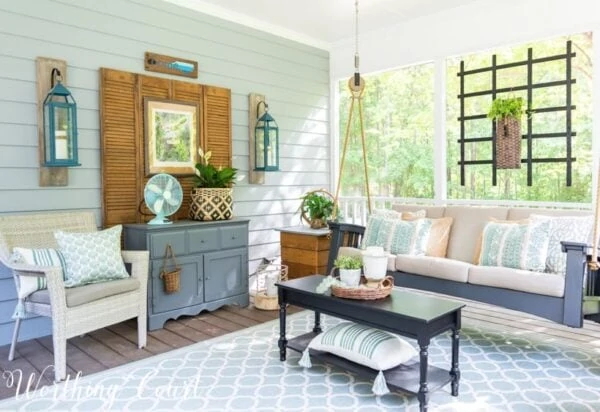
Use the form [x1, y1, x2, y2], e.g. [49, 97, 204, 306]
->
[0, 0, 329, 344]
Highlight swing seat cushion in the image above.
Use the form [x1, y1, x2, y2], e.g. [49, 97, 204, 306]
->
[308, 322, 417, 371]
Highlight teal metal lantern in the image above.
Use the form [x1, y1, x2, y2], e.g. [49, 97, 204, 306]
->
[42, 69, 80, 167]
[254, 101, 279, 172]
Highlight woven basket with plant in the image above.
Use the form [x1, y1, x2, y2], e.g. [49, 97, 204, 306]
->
[190, 148, 238, 221]
[488, 97, 526, 169]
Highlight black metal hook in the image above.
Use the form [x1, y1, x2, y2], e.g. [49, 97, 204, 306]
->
[50, 68, 63, 88]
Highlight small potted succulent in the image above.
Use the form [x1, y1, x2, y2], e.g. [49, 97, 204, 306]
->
[334, 255, 362, 287]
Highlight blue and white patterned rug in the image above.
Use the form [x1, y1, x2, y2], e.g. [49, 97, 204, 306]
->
[0, 311, 599, 411]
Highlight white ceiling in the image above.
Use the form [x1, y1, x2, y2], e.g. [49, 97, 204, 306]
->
[163, 0, 483, 49]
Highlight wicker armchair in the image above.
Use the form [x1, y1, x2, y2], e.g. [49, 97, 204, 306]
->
[0, 212, 148, 382]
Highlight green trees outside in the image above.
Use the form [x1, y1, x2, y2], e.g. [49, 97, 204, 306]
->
[337, 32, 592, 204]
[338, 64, 435, 198]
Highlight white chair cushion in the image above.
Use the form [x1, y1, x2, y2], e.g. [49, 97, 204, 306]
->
[468, 265, 565, 297]
[395, 255, 471, 282]
[308, 322, 417, 371]
[54, 225, 129, 287]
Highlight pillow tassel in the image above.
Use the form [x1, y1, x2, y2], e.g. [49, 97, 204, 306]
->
[12, 299, 25, 319]
[372, 370, 390, 396]
[298, 348, 312, 368]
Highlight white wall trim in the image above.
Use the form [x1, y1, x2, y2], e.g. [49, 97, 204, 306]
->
[162, 0, 330, 51]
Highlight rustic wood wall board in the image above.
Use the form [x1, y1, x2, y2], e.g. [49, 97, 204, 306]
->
[100, 68, 231, 227]
[248, 92, 265, 184]
[144, 51, 198, 79]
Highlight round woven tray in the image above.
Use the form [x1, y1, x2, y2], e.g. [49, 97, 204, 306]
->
[331, 276, 394, 300]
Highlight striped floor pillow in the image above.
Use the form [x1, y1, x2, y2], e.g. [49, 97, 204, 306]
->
[299, 322, 417, 395]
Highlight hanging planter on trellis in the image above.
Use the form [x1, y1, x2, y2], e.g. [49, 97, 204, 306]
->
[488, 97, 526, 169]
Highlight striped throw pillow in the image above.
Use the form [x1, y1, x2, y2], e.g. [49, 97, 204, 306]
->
[10, 248, 67, 299]
[478, 219, 552, 272]
[308, 322, 417, 371]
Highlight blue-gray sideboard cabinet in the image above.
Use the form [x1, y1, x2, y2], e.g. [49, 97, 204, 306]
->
[123, 219, 250, 330]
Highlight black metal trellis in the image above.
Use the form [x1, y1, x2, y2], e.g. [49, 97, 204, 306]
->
[457, 40, 576, 186]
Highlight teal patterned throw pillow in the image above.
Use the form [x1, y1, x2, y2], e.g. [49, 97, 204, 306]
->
[361, 215, 391, 249]
[479, 219, 551, 272]
[54, 225, 129, 288]
[387, 219, 432, 256]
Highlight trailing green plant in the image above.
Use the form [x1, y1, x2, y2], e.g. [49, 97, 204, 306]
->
[301, 192, 336, 221]
[194, 148, 238, 188]
[487, 97, 526, 121]
[334, 255, 362, 270]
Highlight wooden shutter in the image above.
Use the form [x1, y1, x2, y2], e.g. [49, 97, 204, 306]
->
[100, 69, 138, 227]
[204, 86, 232, 168]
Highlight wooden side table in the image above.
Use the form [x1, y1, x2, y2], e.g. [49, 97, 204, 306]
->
[277, 226, 331, 279]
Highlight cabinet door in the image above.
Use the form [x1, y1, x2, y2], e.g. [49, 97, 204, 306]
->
[204, 248, 248, 302]
[150, 255, 204, 314]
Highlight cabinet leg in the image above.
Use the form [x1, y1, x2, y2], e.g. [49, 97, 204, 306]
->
[313, 311, 322, 334]
[450, 329, 460, 396]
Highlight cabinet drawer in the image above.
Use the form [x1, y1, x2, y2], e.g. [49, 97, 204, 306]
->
[149, 231, 186, 258]
[187, 228, 219, 253]
[220, 224, 248, 249]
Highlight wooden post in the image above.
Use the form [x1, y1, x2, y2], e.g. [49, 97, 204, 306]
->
[248, 93, 265, 184]
[36, 57, 68, 186]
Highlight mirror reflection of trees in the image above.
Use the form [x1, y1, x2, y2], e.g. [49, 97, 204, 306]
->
[337, 32, 592, 204]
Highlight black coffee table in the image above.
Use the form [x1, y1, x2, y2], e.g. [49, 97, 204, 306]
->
[277, 275, 465, 412]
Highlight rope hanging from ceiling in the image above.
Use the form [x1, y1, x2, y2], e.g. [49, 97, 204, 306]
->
[333, 0, 372, 215]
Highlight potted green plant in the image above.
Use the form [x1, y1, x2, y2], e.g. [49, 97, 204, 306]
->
[487, 97, 526, 169]
[300, 190, 336, 229]
[334, 255, 362, 287]
[190, 148, 238, 221]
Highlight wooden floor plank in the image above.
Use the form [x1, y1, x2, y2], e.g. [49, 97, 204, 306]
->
[196, 312, 246, 333]
[68, 335, 129, 369]
[13, 340, 57, 385]
[147, 326, 195, 349]
[88, 329, 150, 362]
[0, 343, 49, 397]
[105, 322, 172, 355]
[163, 320, 213, 342]
[210, 310, 261, 328]
[177, 316, 231, 338]
[36, 336, 106, 379]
